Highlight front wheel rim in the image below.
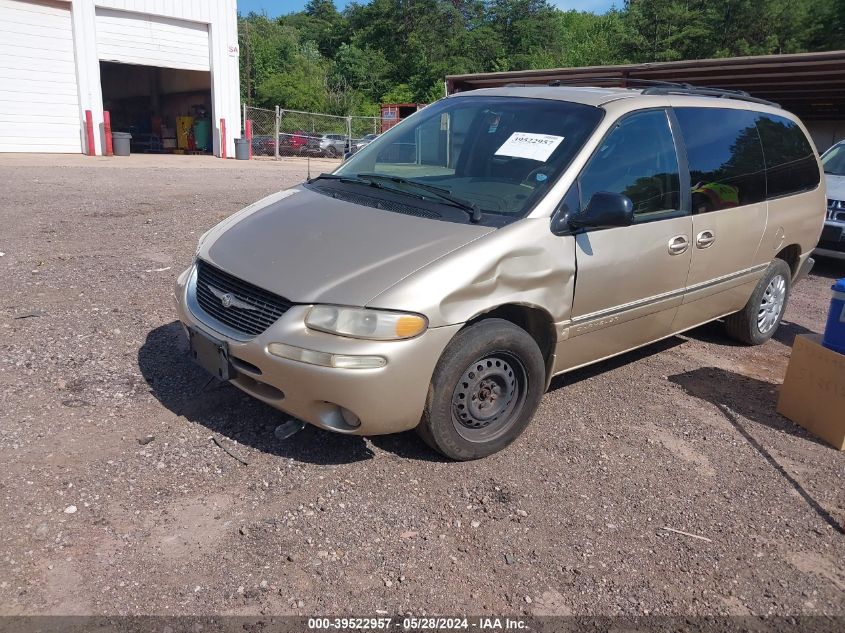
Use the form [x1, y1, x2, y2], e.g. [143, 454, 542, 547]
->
[757, 274, 786, 334]
[451, 351, 528, 443]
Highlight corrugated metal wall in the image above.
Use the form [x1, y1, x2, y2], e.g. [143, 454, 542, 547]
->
[96, 0, 220, 21]
[95, 8, 211, 72]
[0, 0, 81, 152]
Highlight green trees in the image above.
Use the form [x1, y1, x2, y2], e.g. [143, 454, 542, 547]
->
[620, 0, 836, 61]
[238, 0, 842, 115]
[254, 42, 329, 113]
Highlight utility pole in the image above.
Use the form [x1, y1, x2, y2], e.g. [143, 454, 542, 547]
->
[244, 19, 252, 106]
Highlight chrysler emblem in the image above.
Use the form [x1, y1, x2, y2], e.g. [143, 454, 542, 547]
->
[206, 284, 258, 311]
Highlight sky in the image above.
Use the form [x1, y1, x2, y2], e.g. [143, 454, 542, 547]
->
[237, 0, 617, 17]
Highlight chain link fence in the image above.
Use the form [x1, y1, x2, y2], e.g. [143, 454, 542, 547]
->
[243, 105, 382, 160]
[242, 105, 278, 157]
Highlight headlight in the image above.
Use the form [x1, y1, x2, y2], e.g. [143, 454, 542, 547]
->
[305, 306, 427, 340]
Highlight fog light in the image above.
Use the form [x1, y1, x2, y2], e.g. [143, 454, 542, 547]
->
[331, 354, 387, 369]
[268, 343, 331, 366]
[267, 343, 386, 369]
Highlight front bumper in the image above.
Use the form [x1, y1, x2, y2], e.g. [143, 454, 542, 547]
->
[174, 266, 461, 436]
[815, 221, 845, 260]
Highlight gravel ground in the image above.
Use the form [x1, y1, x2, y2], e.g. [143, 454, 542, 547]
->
[1, 154, 843, 619]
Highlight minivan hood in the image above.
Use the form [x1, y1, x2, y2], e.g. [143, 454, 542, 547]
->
[199, 186, 494, 306]
[826, 174, 845, 201]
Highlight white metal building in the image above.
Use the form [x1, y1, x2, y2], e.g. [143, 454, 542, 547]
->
[0, 0, 241, 156]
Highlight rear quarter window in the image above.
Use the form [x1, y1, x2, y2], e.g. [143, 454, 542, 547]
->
[755, 113, 820, 199]
[674, 107, 766, 212]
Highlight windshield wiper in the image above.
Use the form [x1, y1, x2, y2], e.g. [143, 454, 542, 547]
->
[308, 173, 385, 188]
[308, 172, 432, 201]
[357, 173, 483, 223]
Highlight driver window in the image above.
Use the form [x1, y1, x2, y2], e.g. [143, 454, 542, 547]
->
[578, 110, 681, 221]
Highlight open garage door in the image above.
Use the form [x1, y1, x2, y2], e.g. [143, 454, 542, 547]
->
[95, 8, 210, 72]
[96, 9, 213, 156]
[100, 61, 213, 154]
[0, 0, 80, 153]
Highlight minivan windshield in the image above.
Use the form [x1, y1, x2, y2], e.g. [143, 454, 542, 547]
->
[822, 143, 845, 176]
[333, 96, 603, 221]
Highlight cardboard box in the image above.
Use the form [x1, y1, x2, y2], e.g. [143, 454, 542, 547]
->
[777, 334, 845, 450]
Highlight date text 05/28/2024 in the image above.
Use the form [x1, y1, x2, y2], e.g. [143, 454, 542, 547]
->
[307, 617, 529, 630]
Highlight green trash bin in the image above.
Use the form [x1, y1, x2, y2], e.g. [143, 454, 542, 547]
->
[193, 119, 211, 152]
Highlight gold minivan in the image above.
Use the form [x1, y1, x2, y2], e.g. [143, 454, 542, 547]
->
[175, 85, 825, 460]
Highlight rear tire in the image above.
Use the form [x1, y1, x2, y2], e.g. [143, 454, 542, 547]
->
[417, 319, 545, 461]
[724, 259, 792, 345]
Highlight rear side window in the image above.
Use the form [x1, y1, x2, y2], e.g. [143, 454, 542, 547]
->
[755, 114, 820, 198]
[578, 109, 681, 220]
[674, 108, 766, 212]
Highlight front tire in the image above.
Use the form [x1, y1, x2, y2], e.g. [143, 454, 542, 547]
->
[417, 319, 545, 460]
[724, 258, 792, 345]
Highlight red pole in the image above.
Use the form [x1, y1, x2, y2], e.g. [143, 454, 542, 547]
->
[85, 110, 96, 156]
[220, 118, 226, 159]
[103, 111, 113, 156]
[245, 119, 253, 159]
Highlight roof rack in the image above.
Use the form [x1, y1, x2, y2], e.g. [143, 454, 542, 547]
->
[535, 77, 779, 107]
[638, 82, 779, 107]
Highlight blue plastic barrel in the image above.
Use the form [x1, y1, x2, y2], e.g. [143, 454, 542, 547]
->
[822, 278, 845, 355]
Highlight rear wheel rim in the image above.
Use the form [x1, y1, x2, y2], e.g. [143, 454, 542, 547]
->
[451, 351, 528, 443]
[757, 274, 786, 334]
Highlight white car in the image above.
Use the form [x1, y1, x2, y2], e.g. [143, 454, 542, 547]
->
[818, 140, 845, 260]
[319, 134, 351, 158]
[355, 133, 379, 150]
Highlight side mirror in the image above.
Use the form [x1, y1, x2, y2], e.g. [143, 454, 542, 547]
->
[550, 186, 580, 235]
[569, 192, 634, 230]
[342, 151, 352, 163]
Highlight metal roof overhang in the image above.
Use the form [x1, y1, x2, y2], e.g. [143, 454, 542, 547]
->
[445, 50, 845, 120]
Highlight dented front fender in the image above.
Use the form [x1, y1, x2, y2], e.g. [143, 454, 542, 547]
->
[368, 218, 576, 329]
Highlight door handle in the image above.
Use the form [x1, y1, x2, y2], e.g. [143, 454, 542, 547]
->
[668, 235, 689, 255]
[696, 230, 716, 249]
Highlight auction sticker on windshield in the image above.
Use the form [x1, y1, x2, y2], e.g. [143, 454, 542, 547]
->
[494, 132, 564, 161]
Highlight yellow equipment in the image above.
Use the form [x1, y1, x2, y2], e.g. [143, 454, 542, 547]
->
[176, 116, 195, 150]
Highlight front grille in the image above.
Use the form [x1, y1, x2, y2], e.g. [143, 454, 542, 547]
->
[194, 260, 292, 337]
[827, 199, 845, 222]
